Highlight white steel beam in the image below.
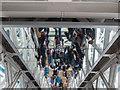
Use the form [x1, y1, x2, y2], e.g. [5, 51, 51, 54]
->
[103, 29, 111, 50]
[2, 21, 119, 28]
[85, 48, 90, 73]
[99, 72, 111, 89]
[4, 61, 10, 87]
[96, 77, 98, 89]
[8, 70, 22, 88]
[0, 29, 41, 88]
[109, 64, 117, 88]
[1, 1, 119, 18]
[78, 29, 120, 87]
[92, 43, 103, 54]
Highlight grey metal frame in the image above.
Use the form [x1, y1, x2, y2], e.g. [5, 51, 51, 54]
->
[78, 29, 120, 89]
[0, 25, 120, 89]
[2, 21, 118, 28]
[8, 70, 22, 88]
[0, 29, 41, 88]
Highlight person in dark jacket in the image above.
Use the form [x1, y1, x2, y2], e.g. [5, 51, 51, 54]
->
[53, 67, 58, 78]
[59, 79, 63, 89]
[84, 28, 95, 44]
[38, 29, 46, 47]
[39, 44, 46, 68]
[51, 76, 55, 87]
[64, 28, 75, 41]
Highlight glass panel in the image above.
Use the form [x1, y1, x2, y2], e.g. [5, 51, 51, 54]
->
[96, 28, 105, 50]
[103, 67, 110, 82]
[0, 62, 7, 89]
[109, 29, 118, 43]
[3, 27, 118, 88]
[114, 65, 120, 88]
[82, 56, 87, 75]
[94, 50, 100, 63]
[98, 76, 106, 88]
[88, 44, 94, 66]
[14, 75, 23, 88]
[12, 66, 19, 81]
[93, 80, 97, 88]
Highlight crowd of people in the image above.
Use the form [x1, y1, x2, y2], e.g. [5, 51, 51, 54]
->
[35, 28, 95, 88]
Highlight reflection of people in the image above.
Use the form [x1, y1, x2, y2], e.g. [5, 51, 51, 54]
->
[54, 36, 60, 48]
[36, 28, 97, 88]
[40, 44, 46, 68]
[55, 75, 61, 87]
[84, 28, 95, 44]
[51, 76, 55, 87]
[53, 67, 58, 77]
[35, 50, 43, 69]
[59, 79, 63, 89]
[38, 29, 46, 47]
[44, 65, 49, 78]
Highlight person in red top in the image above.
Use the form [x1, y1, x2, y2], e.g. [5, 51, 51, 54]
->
[84, 28, 95, 44]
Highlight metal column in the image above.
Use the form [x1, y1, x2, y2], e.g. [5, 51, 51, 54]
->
[92, 43, 102, 54]
[109, 64, 117, 88]
[8, 70, 22, 88]
[99, 72, 111, 89]
[103, 29, 110, 50]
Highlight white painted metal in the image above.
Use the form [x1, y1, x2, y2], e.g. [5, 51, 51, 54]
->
[2, 21, 119, 28]
[78, 30, 119, 88]
[2, 0, 119, 2]
[8, 70, 22, 88]
[0, 29, 42, 88]
[109, 64, 117, 88]
[0, 26, 119, 89]
[1, 1, 119, 18]
[99, 72, 111, 88]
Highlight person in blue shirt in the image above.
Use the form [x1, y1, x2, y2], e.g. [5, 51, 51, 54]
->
[51, 76, 55, 87]
[55, 74, 61, 87]
[44, 65, 49, 78]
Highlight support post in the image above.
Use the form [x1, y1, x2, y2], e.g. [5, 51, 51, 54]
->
[4, 61, 10, 87]
[103, 29, 110, 50]
[96, 77, 98, 90]
[7, 62, 12, 85]
[8, 70, 22, 88]
[99, 72, 111, 89]
[85, 48, 90, 74]
[109, 63, 117, 88]
[92, 29, 97, 66]
[92, 43, 102, 54]
[82, 68, 86, 77]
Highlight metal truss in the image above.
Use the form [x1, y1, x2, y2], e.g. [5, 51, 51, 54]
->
[0, 29, 41, 88]
[1, 24, 120, 89]
[77, 29, 120, 89]
[8, 70, 22, 88]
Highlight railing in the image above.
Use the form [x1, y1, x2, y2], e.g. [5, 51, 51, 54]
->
[3, 27, 49, 88]
[67, 28, 119, 88]
[3, 27, 119, 88]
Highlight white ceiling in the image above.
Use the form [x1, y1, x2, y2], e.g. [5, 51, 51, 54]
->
[2, 0, 119, 2]
[1, 1, 119, 18]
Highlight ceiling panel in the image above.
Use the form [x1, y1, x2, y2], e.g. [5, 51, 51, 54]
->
[1, 2, 118, 18]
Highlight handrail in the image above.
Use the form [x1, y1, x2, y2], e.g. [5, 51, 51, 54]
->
[0, 29, 41, 88]
[78, 30, 120, 88]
